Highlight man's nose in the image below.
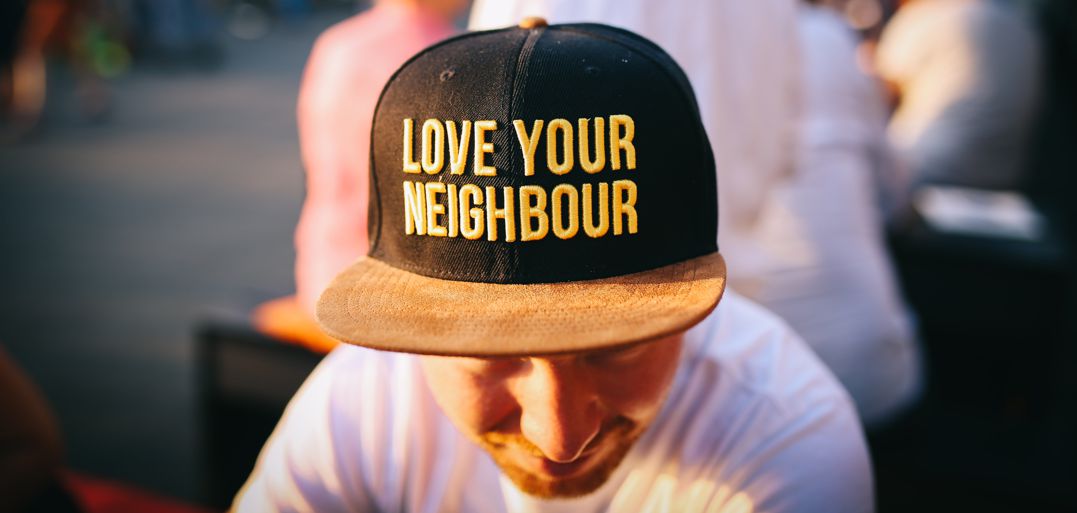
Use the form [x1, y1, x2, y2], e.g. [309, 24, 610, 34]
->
[516, 358, 602, 463]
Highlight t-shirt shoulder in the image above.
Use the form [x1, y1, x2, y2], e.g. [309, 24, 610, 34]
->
[690, 291, 848, 407]
[645, 292, 872, 513]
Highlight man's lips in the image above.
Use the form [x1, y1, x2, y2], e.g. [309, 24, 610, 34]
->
[514, 444, 603, 479]
[483, 416, 636, 480]
[533, 454, 591, 478]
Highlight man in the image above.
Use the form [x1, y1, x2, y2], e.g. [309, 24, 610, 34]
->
[234, 19, 872, 512]
[470, 0, 922, 427]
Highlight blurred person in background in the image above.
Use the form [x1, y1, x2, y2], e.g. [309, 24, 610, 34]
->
[293, 0, 466, 315]
[1, 347, 208, 512]
[0, 1, 30, 137]
[875, 0, 1042, 193]
[0, 0, 111, 140]
[0, 347, 79, 513]
[790, 0, 921, 426]
[470, 0, 922, 427]
[253, 0, 467, 351]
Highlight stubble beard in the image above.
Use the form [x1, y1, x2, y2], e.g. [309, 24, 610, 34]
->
[476, 416, 642, 499]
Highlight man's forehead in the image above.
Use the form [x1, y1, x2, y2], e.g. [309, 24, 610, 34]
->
[418, 332, 686, 364]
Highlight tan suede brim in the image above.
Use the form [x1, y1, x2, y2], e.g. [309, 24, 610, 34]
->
[315, 252, 726, 357]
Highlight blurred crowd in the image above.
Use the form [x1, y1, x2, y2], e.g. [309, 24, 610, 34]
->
[3, 0, 1076, 510]
[0, 0, 357, 141]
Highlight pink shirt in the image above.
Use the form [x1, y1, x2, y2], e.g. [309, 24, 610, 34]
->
[294, 5, 457, 315]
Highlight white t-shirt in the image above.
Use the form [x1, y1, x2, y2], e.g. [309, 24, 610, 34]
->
[739, 5, 921, 426]
[233, 292, 873, 513]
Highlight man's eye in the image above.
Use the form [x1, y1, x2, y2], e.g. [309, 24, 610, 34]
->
[457, 357, 525, 375]
[586, 345, 646, 366]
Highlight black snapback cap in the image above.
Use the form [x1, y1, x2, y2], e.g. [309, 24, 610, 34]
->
[317, 18, 726, 356]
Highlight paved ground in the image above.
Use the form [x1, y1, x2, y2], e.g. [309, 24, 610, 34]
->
[0, 11, 347, 503]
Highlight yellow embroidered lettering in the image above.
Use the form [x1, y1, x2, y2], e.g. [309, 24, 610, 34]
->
[546, 118, 574, 175]
[609, 114, 636, 170]
[578, 117, 606, 173]
[582, 182, 609, 238]
[513, 119, 544, 177]
[551, 184, 579, 239]
[402, 181, 426, 235]
[446, 183, 459, 237]
[519, 185, 549, 241]
[402, 179, 638, 241]
[612, 179, 638, 235]
[458, 184, 484, 240]
[446, 120, 471, 175]
[474, 120, 498, 176]
[424, 181, 447, 237]
[484, 186, 516, 242]
[421, 119, 445, 174]
[402, 118, 421, 174]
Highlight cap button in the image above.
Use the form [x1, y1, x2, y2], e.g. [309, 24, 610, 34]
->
[518, 16, 548, 29]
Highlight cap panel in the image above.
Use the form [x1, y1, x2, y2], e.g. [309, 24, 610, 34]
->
[368, 24, 717, 284]
[506, 26, 717, 282]
[558, 23, 708, 124]
[370, 29, 531, 282]
[318, 22, 728, 356]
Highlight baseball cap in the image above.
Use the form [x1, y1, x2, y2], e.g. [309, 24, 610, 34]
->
[316, 18, 726, 356]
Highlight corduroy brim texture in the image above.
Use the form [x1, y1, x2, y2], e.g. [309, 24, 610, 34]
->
[316, 252, 726, 357]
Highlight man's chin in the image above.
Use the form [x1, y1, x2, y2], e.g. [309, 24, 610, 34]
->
[498, 461, 617, 499]
[490, 434, 640, 499]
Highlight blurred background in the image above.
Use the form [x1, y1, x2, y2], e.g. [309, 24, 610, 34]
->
[0, 0, 1074, 511]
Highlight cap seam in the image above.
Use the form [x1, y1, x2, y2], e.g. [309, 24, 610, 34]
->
[509, 27, 543, 277]
[367, 27, 512, 257]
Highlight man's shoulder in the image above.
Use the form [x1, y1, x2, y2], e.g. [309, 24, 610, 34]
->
[636, 292, 873, 512]
[317, 344, 419, 388]
[678, 290, 858, 446]
[689, 290, 841, 402]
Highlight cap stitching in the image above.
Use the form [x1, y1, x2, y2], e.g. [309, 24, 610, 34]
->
[492, 26, 543, 281]
[375, 247, 716, 284]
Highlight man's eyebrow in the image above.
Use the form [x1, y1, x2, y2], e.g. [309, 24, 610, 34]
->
[588, 343, 648, 358]
[455, 354, 527, 364]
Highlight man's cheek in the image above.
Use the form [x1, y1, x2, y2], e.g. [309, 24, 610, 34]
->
[457, 387, 518, 434]
[600, 390, 665, 421]
[596, 373, 677, 420]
